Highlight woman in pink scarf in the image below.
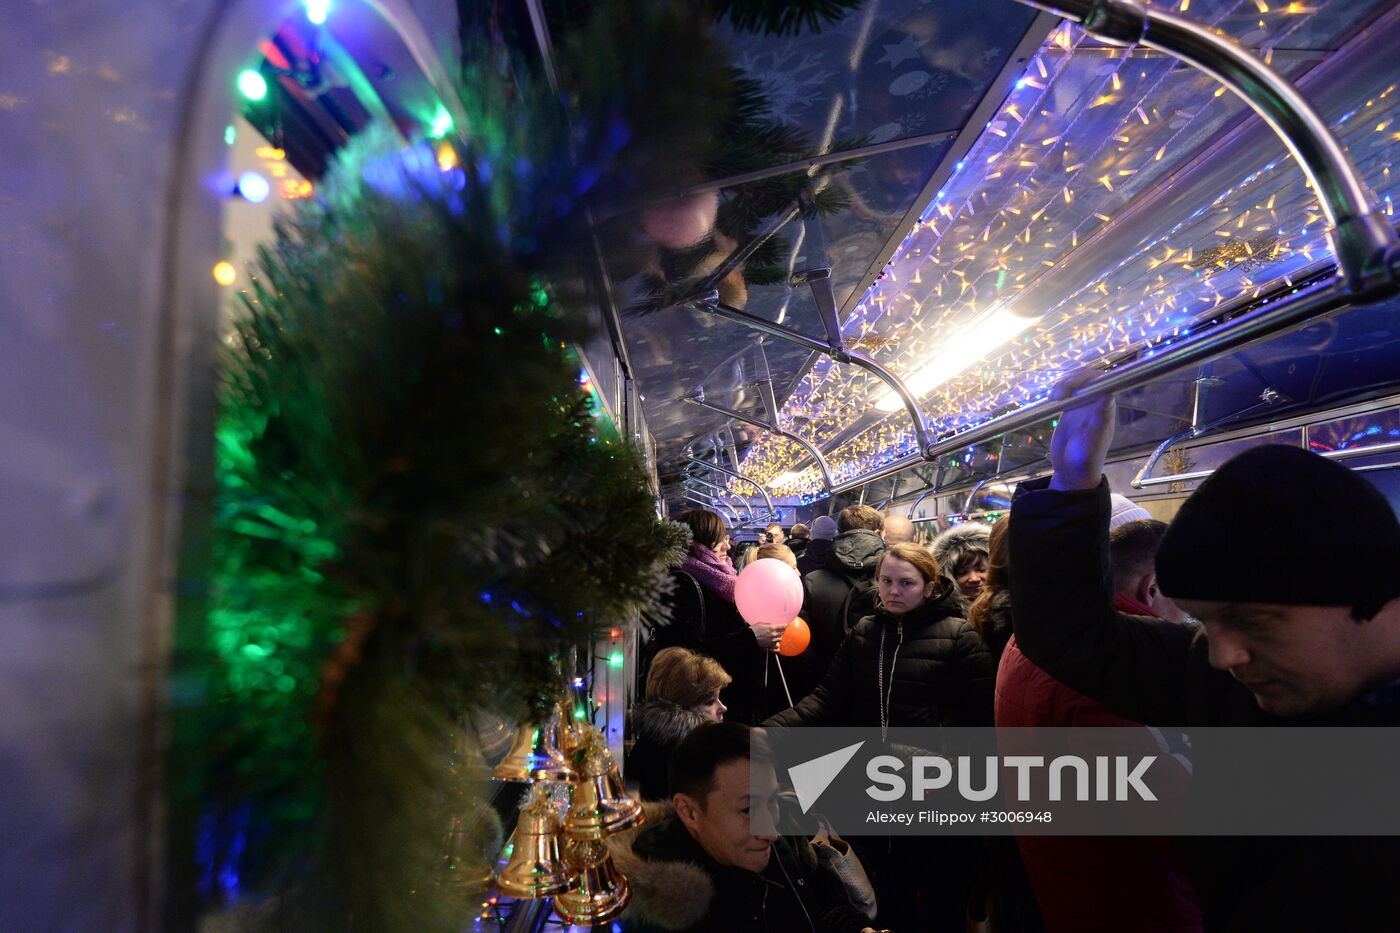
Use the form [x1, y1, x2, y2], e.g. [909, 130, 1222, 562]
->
[654, 509, 786, 722]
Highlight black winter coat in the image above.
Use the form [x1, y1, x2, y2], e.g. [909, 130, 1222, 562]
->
[1009, 478, 1400, 932]
[796, 538, 833, 577]
[647, 568, 777, 723]
[766, 587, 995, 728]
[791, 530, 885, 703]
[625, 699, 706, 801]
[616, 815, 871, 933]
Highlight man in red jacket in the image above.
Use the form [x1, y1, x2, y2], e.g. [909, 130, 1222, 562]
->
[997, 517, 1202, 932]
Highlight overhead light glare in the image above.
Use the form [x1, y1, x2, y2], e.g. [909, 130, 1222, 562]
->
[769, 471, 804, 488]
[873, 310, 1037, 412]
[306, 0, 331, 25]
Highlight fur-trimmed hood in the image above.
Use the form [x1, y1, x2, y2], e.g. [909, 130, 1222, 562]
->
[930, 522, 990, 573]
[607, 803, 715, 931]
[632, 699, 707, 748]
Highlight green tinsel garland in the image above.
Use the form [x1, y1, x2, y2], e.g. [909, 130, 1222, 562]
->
[198, 1, 866, 927]
[206, 86, 687, 933]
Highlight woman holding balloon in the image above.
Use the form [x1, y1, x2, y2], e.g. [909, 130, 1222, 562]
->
[763, 542, 993, 730]
[730, 545, 814, 713]
[656, 509, 789, 723]
[763, 542, 995, 932]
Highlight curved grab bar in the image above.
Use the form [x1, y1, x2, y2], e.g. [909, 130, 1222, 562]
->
[1137, 439, 1400, 489]
[685, 457, 780, 523]
[684, 394, 838, 514]
[682, 492, 743, 528]
[683, 476, 757, 523]
[1012, 0, 1398, 289]
[906, 488, 937, 520]
[1131, 387, 1287, 488]
[688, 295, 939, 460]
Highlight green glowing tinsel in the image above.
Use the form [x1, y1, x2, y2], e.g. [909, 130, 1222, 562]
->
[207, 54, 696, 933]
[196, 2, 860, 927]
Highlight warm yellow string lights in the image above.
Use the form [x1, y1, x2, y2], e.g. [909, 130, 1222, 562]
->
[737, 0, 1398, 500]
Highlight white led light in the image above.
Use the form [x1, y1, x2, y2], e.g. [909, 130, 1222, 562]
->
[769, 471, 803, 488]
[873, 310, 1037, 412]
[236, 171, 271, 203]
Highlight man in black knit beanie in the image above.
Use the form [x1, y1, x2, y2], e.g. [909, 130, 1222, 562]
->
[1153, 442, 1400, 716]
[1007, 369, 1400, 931]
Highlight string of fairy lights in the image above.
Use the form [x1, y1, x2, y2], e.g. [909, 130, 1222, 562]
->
[736, 0, 1399, 501]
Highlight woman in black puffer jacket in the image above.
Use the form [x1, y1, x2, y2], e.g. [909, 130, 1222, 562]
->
[765, 542, 995, 933]
[766, 542, 994, 730]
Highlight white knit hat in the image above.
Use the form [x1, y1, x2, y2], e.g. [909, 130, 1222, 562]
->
[1109, 493, 1152, 529]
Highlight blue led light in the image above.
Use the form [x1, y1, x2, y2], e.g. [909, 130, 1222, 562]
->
[236, 171, 270, 203]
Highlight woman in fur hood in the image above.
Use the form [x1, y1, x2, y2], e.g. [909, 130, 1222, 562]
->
[626, 648, 730, 800]
[930, 522, 992, 601]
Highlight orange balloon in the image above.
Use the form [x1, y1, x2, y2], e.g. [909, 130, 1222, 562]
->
[777, 617, 810, 657]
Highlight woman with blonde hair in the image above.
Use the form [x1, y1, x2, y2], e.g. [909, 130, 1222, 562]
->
[626, 647, 731, 800]
[766, 541, 994, 931]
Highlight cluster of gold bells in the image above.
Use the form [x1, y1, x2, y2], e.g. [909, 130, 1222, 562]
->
[487, 700, 643, 924]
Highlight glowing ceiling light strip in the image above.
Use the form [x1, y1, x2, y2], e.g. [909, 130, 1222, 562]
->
[873, 310, 1037, 412]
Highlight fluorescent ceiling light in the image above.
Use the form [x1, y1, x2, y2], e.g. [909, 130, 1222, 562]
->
[873, 310, 1037, 412]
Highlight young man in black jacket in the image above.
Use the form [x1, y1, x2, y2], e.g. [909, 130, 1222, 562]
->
[614, 722, 878, 933]
[1010, 369, 1400, 931]
[794, 506, 886, 702]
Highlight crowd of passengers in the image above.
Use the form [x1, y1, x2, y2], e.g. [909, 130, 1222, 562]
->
[612, 377, 1400, 932]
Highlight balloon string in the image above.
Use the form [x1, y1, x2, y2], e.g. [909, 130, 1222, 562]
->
[774, 655, 793, 707]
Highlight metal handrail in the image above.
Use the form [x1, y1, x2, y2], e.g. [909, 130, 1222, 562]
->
[833, 272, 1355, 493]
[684, 456, 779, 523]
[688, 294, 939, 460]
[682, 475, 756, 522]
[1011, 0, 1398, 288]
[684, 394, 837, 513]
[1136, 439, 1400, 489]
[906, 488, 937, 520]
[1131, 385, 1287, 489]
[682, 492, 743, 528]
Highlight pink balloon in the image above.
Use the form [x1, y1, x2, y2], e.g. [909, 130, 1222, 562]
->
[734, 558, 804, 627]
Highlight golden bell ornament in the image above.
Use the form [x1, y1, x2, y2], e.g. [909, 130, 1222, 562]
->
[556, 700, 590, 755]
[492, 714, 577, 783]
[563, 732, 644, 840]
[494, 794, 577, 899]
[554, 839, 632, 925]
